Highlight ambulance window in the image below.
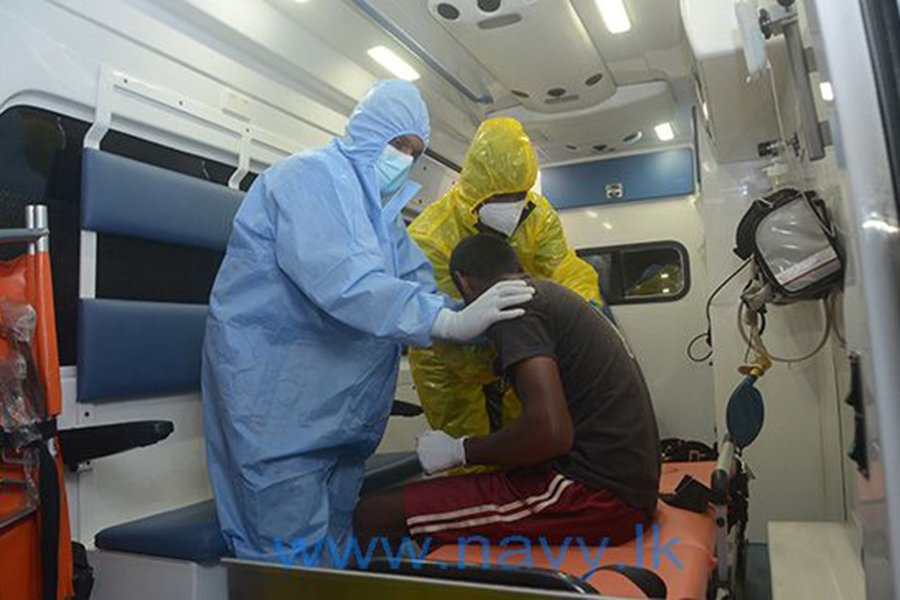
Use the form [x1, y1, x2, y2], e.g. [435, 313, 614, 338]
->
[577, 241, 689, 305]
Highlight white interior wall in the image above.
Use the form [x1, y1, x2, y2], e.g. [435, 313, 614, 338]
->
[796, 0, 861, 520]
[697, 133, 849, 543]
[684, 0, 857, 544]
[800, 151, 857, 520]
[558, 197, 716, 444]
[404, 154, 460, 218]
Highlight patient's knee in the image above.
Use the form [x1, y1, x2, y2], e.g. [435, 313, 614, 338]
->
[353, 488, 406, 542]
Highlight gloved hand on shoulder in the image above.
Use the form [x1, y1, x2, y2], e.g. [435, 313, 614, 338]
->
[431, 280, 534, 342]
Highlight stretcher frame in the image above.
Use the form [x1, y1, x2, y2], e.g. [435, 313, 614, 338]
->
[0, 221, 51, 531]
[710, 436, 747, 600]
[225, 558, 601, 599]
[0, 205, 75, 599]
[219, 436, 748, 599]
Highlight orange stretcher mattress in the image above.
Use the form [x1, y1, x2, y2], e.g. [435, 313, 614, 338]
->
[425, 461, 718, 599]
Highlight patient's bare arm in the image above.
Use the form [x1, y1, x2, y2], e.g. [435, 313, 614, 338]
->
[463, 355, 574, 468]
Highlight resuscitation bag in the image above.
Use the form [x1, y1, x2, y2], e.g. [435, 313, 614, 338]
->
[734, 188, 844, 302]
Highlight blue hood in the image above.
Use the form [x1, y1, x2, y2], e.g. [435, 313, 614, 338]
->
[337, 79, 431, 166]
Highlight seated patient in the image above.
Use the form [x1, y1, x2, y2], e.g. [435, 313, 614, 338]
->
[355, 233, 661, 548]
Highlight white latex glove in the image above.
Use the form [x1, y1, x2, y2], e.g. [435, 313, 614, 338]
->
[416, 431, 467, 475]
[431, 280, 534, 342]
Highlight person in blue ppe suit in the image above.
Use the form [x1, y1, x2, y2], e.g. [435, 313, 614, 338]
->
[202, 79, 534, 566]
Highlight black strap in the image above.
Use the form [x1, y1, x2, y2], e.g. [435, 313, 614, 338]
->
[582, 564, 668, 598]
[483, 380, 506, 433]
[38, 442, 60, 600]
[660, 475, 712, 514]
[390, 400, 424, 418]
[71, 541, 95, 600]
[0, 331, 60, 599]
[0, 418, 57, 449]
[518, 200, 537, 226]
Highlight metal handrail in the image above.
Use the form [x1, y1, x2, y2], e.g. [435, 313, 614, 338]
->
[0, 228, 48, 246]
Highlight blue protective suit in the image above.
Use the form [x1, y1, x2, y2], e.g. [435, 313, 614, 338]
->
[202, 80, 446, 565]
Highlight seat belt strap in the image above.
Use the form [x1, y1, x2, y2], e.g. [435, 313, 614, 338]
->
[582, 564, 668, 598]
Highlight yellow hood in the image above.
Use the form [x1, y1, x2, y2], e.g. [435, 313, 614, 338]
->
[456, 117, 539, 209]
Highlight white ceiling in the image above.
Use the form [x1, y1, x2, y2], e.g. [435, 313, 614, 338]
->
[217, 0, 698, 166]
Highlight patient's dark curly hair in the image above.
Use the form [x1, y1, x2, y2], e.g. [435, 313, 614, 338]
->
[449, 233, 524, 286]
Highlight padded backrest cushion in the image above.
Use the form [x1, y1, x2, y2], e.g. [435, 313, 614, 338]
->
[78, 299, 209, 402]
[78, 149, 244, 402]
[81, 148, 243, 251]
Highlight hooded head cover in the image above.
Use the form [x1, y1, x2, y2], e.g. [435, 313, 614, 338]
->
[337, 79, 431, 167]
[459, 117, 538, 210]
[407, 116, 605, 448]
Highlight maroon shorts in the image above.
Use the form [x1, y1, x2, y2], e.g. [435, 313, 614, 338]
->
[404, 465, 650, 546]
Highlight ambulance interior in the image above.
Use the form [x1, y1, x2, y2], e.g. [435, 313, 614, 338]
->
[1, 0, 898, 598]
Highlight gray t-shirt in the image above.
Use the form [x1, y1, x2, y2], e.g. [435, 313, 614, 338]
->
[487, 278, 661, 516]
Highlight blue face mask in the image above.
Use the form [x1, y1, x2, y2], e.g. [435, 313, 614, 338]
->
[375, 144, 415, 199]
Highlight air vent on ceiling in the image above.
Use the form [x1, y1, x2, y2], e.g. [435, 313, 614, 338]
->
[477, 0, 502, 12]
[623, 131, 643, 144]
[427, 0, 616, 114]
[478, 14, 522, 29]
[489, 82, 680, 164]
[436, 3, 461, 20]
[546, 95, 580, 105]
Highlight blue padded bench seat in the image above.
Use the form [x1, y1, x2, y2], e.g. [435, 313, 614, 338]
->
[95, 452, 422, 563]
[81, 147, 243, 251]
[96, 498, 227, 563]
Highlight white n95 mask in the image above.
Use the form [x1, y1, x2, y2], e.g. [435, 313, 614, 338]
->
[478, 200, 527, 237]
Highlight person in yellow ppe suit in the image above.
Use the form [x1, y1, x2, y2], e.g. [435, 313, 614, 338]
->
[408, 117, 608, 448]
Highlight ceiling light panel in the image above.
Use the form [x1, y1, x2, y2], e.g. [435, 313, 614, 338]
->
[655, 122, 675, 141]
[427, 0, 616, 114]
[596, 0, 631, 34]
[570, 0, 689, 87]
[367, 46, 420, 81]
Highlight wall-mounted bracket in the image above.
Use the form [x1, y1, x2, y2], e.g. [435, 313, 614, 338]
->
[759, 4, 828, 161]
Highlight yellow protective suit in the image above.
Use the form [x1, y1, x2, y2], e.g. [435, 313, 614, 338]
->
[408, 117, 604, 444]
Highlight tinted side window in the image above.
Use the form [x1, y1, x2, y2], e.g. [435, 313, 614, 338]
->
[578, 242, 690, 305]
